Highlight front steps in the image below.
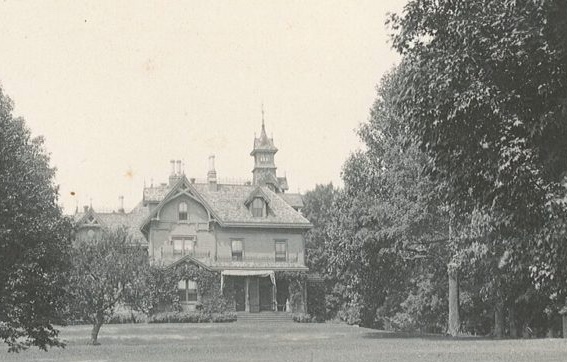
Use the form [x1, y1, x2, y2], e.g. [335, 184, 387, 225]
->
[236, 311, 293, 323]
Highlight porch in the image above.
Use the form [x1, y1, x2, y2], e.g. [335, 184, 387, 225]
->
[221, 270, 306, 314]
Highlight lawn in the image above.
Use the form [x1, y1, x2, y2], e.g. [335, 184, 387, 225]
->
[2, 322, 567, 362]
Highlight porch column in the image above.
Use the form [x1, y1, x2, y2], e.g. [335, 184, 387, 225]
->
[245, 277, 250, 312]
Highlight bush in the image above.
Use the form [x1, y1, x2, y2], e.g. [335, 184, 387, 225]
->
[292, 313, 317, 323]
[107, 309, 147, 324]
[148, 311, 236, 324]
[211, 312, 237, 323]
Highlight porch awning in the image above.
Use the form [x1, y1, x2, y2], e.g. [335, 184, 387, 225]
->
[220, 270, 275, 290]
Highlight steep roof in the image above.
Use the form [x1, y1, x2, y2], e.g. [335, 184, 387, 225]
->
[279, 193, 304, 209]
[75, 203, 150, 244]
[191, 183, 310, 227]
[251, 122, 278, 154]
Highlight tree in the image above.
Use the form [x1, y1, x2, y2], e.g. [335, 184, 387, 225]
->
[302, 183, 337, 274]
[67, 228, 147, 345]
[390, 0, 567, 335]
[326, 68, 451, 328]
[0, 86, 72, 352]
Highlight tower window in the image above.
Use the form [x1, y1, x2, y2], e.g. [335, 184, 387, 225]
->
[178, 202, 188, 221]
[251, 198, 266, 217]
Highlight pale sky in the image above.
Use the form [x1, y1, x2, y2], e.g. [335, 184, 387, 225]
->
[0, 1, 404, 214]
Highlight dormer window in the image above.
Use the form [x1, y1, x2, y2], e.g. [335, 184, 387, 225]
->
[251, 197, 266, 217]
[179, 202, 188, 221]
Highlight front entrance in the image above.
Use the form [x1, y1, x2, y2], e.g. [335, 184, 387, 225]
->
[224, 275, 275, 313]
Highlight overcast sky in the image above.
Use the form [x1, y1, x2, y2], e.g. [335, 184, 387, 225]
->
[0, 0, 404, 214]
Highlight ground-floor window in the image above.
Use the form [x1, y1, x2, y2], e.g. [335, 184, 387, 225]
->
[178, 279, 198, 302]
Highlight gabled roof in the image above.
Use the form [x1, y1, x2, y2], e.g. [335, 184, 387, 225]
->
[244, 186, 272, 207]
[74, 202, 150, 244]
[279, 193, 304, 209]
[143, 183, 170, 204]
[140, 176, 217, 232]
[140, 175, 311, 229]
[192, 183, 311, 228]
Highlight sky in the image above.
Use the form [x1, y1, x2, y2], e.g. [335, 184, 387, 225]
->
[0, 0, 404, 214]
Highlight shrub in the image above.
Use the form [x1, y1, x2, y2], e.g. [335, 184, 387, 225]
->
[107, 309, 147, 324]
[292, 313, 314, 323]
[147, 311, 236, 324]
[211, 312, 237, 323]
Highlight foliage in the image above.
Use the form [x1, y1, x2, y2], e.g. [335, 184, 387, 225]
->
[275, 271, 307, 313]
[303, 183, 338, 273]
[306, 281, 326, 322]
[0, 86, 72, 352]
[389, 0, 567, 293]
[324, 67, 451, 329]
[123, 264, 180, 316]
[147, 311, 236, 324]
[292, 313, 317, 323]
[66, 228, 148, 345]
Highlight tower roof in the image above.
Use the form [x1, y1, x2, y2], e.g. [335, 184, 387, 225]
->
[251, 117, 278, 155]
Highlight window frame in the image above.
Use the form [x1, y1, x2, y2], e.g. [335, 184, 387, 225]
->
[251, 197, 266, 218]
[171, 236, 196, 256]
[275, 239, 287, 262]
[231, 239, 244, 261]
[178, 279, 198, 303]
[178, 201, 188, 221]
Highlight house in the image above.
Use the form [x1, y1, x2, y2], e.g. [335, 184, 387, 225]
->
[73, 120, 312, 313]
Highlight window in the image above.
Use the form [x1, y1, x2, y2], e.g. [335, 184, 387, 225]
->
[251, 198, 265, 217]
[178, 202, 188, 221]
[178, 279, 198, 302]
[275, 240, 287, 262]
[172, 237, 195, 256]
[231, 239, 243, 261]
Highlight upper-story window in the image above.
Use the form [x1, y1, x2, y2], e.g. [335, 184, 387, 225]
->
[172, 236, 195, 256]
[259, 154, 270, 164]
[251, 198, 266, 217]
[179, 202, 188, 221]
[275, 240, 287, 262]
[231, 239, 243, 261]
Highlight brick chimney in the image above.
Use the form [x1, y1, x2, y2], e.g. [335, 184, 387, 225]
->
[169, 159, 180, 186]
[207, 155, 218, 191]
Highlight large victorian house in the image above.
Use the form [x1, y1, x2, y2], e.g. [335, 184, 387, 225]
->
[73, 121, 312, 313]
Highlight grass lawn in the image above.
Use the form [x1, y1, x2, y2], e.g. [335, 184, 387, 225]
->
[2, 322, 567, 362]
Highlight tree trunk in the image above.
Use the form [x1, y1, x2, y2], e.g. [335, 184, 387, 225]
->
[562, 314, 567, 339]
[509, 304, 517, 339]
[494, 298, 504, 339]
[447, 263, 460, 337]
[89, 313, 104, 345]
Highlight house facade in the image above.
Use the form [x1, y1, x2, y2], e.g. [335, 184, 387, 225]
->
[74, 121, 312, 313]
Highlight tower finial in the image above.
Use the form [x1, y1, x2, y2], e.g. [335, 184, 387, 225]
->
[261, 102, 265, 128]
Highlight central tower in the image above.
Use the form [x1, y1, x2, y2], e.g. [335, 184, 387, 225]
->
[251, 109, 286, 192]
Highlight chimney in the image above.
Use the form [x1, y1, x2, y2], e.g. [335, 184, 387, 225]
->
[169, 159, 180, 186]
[207, 155, 218, 191]
[118, 195, 125, 213]
[83, 205, 89, 213]
[176, 160, 182, 175]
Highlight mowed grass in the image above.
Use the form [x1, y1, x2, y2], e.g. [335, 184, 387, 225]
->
[2, 322, 567, 362]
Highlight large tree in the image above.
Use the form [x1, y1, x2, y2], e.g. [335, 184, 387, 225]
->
[326, 68, 451, 328]
[67, 228, 147, 345]
[0, 86, 72, 352]
[389, 0, 567, 335]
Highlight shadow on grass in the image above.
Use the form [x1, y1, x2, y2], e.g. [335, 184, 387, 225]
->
[361, 330, 492, 341]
